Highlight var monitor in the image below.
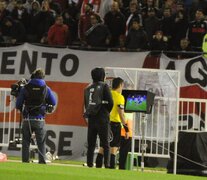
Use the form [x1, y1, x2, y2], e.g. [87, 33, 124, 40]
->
[122, 90, 155, 114]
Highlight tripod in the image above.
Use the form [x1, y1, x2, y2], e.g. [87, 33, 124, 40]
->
[140, 113, 148, 172]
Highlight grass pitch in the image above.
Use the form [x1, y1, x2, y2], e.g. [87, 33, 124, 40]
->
[0, 162, 206, 180]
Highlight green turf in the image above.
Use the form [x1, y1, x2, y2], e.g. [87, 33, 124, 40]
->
[0, 162, 206, 180]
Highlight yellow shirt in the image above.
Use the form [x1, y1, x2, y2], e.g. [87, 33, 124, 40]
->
[110, 90, 125, 123]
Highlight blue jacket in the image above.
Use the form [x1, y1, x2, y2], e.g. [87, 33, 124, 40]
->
[16, 78, 57, 119]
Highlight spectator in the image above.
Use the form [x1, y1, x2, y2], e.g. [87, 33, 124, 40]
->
[1, 16, 26, 44]
[6, 0, 17, 12]
[125, 1, 142, 36]
[35, 0, 55, 43]
[150, 30, 168, 51]
[104, 1, 126, 47]
[62, 12, 76, 45]
[175, 1, 187, 15]
[0, 1, 11, 23]
[160, 7, 175, 50]
[48, 0, 62, 15]
[85, 14, 111, 48]
[78, 3, 94, 45]
[26, 1, 41, 42]
[141, 0, 162, 19]
[172, 10, 188, 50]
[11, 0, 30, 33]
[116, 34, 126, 51]
[53, 0, 68, 12]
[143, 7, 160, 44]
[190, 0, 207, 21]
[187, 9, 207, 51]
[179, 38, 192, 51]
[62, 2, 79, 44]
[23, 0, 35, 13]
[47, 15, 69, 46]
[162, 0, 177, 15]
[125, 18, 149, 51]
[174, 1, 188, 22]
[176, 38, 194, 59]
[0, 1, 10, 44]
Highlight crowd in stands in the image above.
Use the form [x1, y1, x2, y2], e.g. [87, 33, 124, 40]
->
[0, 0, 207, 53]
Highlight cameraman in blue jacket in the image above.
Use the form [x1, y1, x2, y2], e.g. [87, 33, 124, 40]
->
[16, 68, 57, 164]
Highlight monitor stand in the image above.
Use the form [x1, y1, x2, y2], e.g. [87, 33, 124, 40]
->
[141, 113, 148, 172]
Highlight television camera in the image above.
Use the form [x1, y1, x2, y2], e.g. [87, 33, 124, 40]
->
[9, 79, 27, 148]
[10, 78, 27, 97]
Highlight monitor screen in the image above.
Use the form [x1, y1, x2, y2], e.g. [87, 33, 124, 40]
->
[122, 90, 147, 113]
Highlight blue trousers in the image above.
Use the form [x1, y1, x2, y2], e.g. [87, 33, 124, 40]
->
[22, 120, 46, 164]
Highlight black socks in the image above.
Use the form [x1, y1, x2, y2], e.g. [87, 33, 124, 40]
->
[96, 153, 103, 168]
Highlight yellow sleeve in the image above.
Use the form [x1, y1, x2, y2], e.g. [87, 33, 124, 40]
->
[117, 94, 125, 109]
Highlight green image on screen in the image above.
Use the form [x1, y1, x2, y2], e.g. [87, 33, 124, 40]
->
[125, 95, 147, 111]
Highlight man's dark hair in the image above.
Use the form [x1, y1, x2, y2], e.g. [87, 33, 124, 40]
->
[32, 68, 45, 79]
[91, 13, 102, 23]
[112, 77, 124, 89]
[91, 67, 105, 82]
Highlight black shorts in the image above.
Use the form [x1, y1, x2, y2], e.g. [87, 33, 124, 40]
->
[110, 122, 121, 147]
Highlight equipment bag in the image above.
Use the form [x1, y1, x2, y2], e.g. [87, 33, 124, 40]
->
[24, 83, 47, 116]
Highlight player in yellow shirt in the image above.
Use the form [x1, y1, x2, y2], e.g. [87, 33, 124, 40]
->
[109, 77, 129, 168]
[96, 77, 129, 168]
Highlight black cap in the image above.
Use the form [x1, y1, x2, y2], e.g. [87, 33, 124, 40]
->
[91, 67, 105, 82]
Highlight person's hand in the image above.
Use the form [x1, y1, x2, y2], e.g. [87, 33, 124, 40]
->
[125, 132, 129, 139]
[105, 38, 110, 45]
[11, 39, 17, 44]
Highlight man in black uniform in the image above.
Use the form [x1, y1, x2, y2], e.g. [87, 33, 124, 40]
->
[84, 67, 113, 168]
